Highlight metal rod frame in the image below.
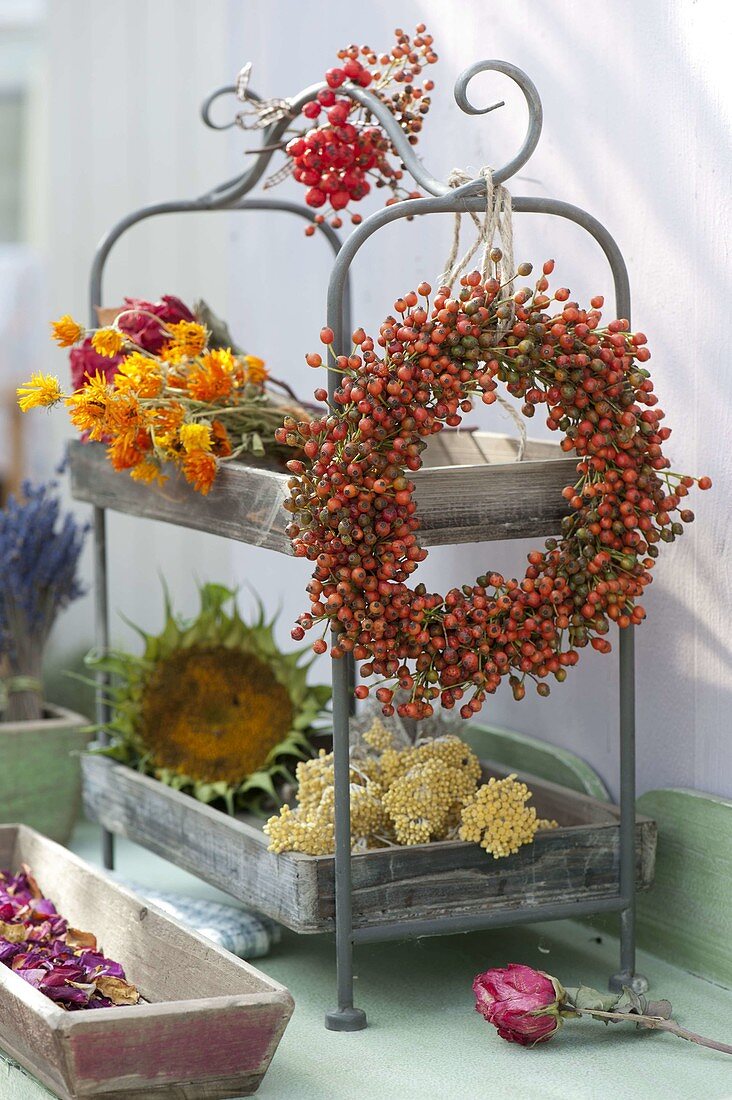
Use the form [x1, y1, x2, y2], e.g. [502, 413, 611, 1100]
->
[354, 895, 630, 945]
[86, 59, 647, 1031]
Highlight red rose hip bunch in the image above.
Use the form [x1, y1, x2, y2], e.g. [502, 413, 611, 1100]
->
[286, 25, 437, 229]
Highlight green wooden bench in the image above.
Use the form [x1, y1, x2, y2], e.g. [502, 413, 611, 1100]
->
[463, 722, 611, 800]
[636, 788, 732, 987]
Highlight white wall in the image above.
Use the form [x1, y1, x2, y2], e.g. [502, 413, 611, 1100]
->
[31, 0, 731, 799]
[37, 0, 238, 654]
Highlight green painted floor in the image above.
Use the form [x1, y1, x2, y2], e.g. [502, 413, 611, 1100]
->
[2, 822, 731, 1100]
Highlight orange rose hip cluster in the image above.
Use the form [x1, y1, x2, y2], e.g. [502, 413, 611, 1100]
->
[278, 262, 710, 721]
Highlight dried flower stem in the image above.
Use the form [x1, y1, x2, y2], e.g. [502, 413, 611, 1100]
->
[576, 1009, 732, 1056]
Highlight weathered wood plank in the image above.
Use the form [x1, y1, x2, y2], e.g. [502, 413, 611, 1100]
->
[82, 755, 655, 936]
[0, 972, 68, 1099]
[68, 437, 576, 552]
[314, 820, 656, 926]
[413, 456, 578, 545]
[68, 441, 292, 554]
[635, 788, 732, 986]
[81, 754, 316, 931]
[57, 998, 291, 1099]
[0, 824, 293, 1099]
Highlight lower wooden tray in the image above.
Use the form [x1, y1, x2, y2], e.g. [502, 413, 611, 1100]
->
[0, 824, 293, 1100]
[82, 754, 656, 935]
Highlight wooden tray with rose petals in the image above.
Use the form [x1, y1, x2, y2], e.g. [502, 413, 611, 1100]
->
[0, 824, 293, 1100]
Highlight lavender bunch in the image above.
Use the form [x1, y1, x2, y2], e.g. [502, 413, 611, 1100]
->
[0, 483, 88, 723]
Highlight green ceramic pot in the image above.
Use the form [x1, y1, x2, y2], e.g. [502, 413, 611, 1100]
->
[0, 704, 90, 844]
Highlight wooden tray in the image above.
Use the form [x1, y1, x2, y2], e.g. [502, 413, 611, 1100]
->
[68, 433, 576, 553]
[0, 824, 293, 1099]
[82, 754, 656, 935]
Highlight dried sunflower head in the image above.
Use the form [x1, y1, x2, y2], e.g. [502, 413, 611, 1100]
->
[89, 583, 330, 814]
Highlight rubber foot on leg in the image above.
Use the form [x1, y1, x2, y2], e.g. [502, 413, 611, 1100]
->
[609, 970, 649, 995]
[325, 1006, 367, 1031]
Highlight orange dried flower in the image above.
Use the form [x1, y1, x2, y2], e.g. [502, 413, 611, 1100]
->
[207, 348, 235, 374]
[78, 370, 113, 404]
[66, 395, 106, 440]
[182, 450, 218, 494]
[129, 459, 166, 486]
[114, 353, 164, 399]
[17, 373, 63, 411]
[179, 422, 212, 453]
[152, 402, 185, 434]
[211, 419, 232, 456]
[64, 372, 111, 439]
[103, 392, 142, 439]
[159, 344, 186, 366]
[186, 358, 233, 402]
[163, 321, 207, 360]
[108, 436, 146, 471]
[91, 328, 126, 358]
[243, 355, 268, 385]
[50, 315, 84, 348]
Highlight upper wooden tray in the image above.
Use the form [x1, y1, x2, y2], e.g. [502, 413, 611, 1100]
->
[68, 434, 577, 553]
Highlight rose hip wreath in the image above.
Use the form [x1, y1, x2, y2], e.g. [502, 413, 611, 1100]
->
[277, 259, 711, 722]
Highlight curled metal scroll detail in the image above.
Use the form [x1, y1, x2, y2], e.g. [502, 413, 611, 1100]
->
[454, 61, 543, 183]
[196, 58, 543, 205]
[200, 85, 247, 131]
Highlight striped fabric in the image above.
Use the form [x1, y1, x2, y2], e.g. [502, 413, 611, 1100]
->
[115, 877, 281, 959]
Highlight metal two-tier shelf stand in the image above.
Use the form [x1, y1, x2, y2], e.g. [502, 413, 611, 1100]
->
[72, 58, 652, 1031]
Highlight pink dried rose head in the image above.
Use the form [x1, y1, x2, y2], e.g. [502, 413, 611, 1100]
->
[473, 963, 567, 1046]
[154, 295, 195, 324]
[116, 310, 166, 354]
[69, 338, 123, 389]
[117, 294, 195, 354]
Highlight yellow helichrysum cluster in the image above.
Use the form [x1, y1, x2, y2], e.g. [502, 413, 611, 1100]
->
[264, 745, 388, 855]
[264, 801, 335, 856]
[17, 316, 285, 495]
[459, 774, 558, 859]
[264, 720, 557, 857]
[383, 758, 477, 845]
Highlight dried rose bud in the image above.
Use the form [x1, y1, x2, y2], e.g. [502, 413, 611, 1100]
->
[69, 338, 123, 389]
[117, 295, 195, 354]
[473, 963, 567, 1046]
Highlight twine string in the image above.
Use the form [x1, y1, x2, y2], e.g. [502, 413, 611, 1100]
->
[0, 676, 43, 715]
[439, 167, 525, 461]
[234, 63, 295, 130]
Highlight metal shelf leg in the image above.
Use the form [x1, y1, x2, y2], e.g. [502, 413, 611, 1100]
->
[609, 627, 648, 994]
[93, 506, 115, 871]
[346, 652, 356, 717]
[325, 645, 367, 1031]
